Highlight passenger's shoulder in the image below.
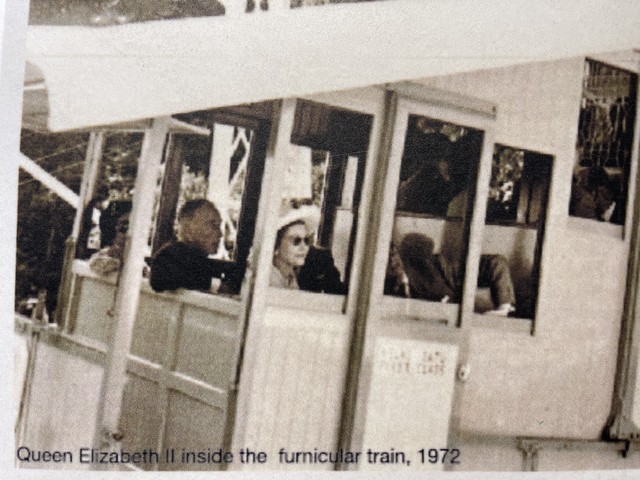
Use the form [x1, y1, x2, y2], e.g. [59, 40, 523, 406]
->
[155, 241, 205, 260]
[306, 246, 334, 262]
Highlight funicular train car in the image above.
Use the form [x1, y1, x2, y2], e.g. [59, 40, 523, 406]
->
[12, 0, 640, 472]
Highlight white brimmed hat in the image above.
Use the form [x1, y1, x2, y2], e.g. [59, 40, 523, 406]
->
[276, 203, 321, 232]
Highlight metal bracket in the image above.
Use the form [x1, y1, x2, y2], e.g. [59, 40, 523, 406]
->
[456, 362, 470, 382]
[98, 426, 125, 450]
[608, 413, 640, 443]
[517, 439, 540, 471]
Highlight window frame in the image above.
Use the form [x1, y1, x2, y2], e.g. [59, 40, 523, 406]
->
[263, 92, 384, 316]
[568, 58, 640, 240]
[370, 88, 498, 329]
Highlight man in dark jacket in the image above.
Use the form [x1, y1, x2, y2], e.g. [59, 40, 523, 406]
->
[150, 199, 223, 293]
[297, 246, 346, 295]
[385, 233, 516, 316]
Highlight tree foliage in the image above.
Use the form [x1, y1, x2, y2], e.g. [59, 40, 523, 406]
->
[17, 131, 88, 310]
[16, 130, 142, 312]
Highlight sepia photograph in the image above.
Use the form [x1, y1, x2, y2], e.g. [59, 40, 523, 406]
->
[6, 0, 640, 476]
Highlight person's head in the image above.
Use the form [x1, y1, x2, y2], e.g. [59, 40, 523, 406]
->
[274, 221, 311, 270]
[177, 199, 222, 255]
[100, 200, 132, 248]
[399, 233, 435, 270]
[582, 166, 616, 219]
[273, 204, 320, 271]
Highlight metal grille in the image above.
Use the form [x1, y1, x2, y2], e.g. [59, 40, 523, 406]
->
[577, 59, 637, 170]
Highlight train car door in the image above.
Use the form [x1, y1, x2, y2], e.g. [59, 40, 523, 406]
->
[348, 86, 497, 471]
[231, 91, 386, 470]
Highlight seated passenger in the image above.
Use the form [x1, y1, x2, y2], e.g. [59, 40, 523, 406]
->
[270, 205, 318, 289]
[76, 185, 109, 259]
[88, 201, 132, 275]
[270, 204, 345, 293]
[99, 200, 133, 249]
[385, 233, 516, 316]
[298, 245, 346, 295]
[569, 166, 617, 222]
[150, 199, 223, 293]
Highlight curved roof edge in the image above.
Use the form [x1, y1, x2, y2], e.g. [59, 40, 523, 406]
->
[24, 0, 640, 131]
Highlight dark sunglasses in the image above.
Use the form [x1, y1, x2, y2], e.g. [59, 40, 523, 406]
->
[288, 235, 312, 246]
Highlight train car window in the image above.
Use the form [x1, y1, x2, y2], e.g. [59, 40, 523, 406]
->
[151, 120, 262, 294]
[569, 59, 637, 226]
[152, 133, 211, 253]
[476, 145, 552, 319]
[384, 115, 482, 305]
[77, 132, 143, 260]
[270, 99, 373, 295]
[156, 126, 255, 262]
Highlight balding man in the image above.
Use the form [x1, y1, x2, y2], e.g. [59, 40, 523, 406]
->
[150, 199, 223, 293]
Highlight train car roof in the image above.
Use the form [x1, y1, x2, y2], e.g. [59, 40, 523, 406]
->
[23, 0, 640, 132]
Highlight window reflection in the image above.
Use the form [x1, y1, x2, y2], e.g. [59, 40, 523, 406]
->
[396, 117, 474, 217]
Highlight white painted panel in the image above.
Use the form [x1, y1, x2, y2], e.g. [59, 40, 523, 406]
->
[19, 343, 102, 470]
[162, 391, 227, 471]
[119, 374, 163, 471]
[240, 305, 350, 470]
[74, 276, 116, 344]
[361, 337, 458, 471]
[416, 57, 630, 438]
[174, 305, 240, 389]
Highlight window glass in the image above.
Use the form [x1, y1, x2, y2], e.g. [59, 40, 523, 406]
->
[270, 99, 373, 295]
[152, 118, 260, 294]
[384, 115, 483, 305]
[476, 145, 552, 319]
[570, 59, 638, 225]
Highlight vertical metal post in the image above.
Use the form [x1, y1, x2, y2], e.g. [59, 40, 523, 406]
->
[458, 116, 496, 327]
[208, 123, 234, 203]
[151, 134, 182, 255]
[335, 90, 398, 469]
[229, 99, 296, 458]
[608, 61, 640, 440]
[55, 131, 105, 329]
[91, 117, 170, 464]
[72, 131, 105, 238]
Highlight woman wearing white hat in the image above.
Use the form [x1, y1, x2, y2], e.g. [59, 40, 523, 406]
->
[271, 204, 320, 289]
